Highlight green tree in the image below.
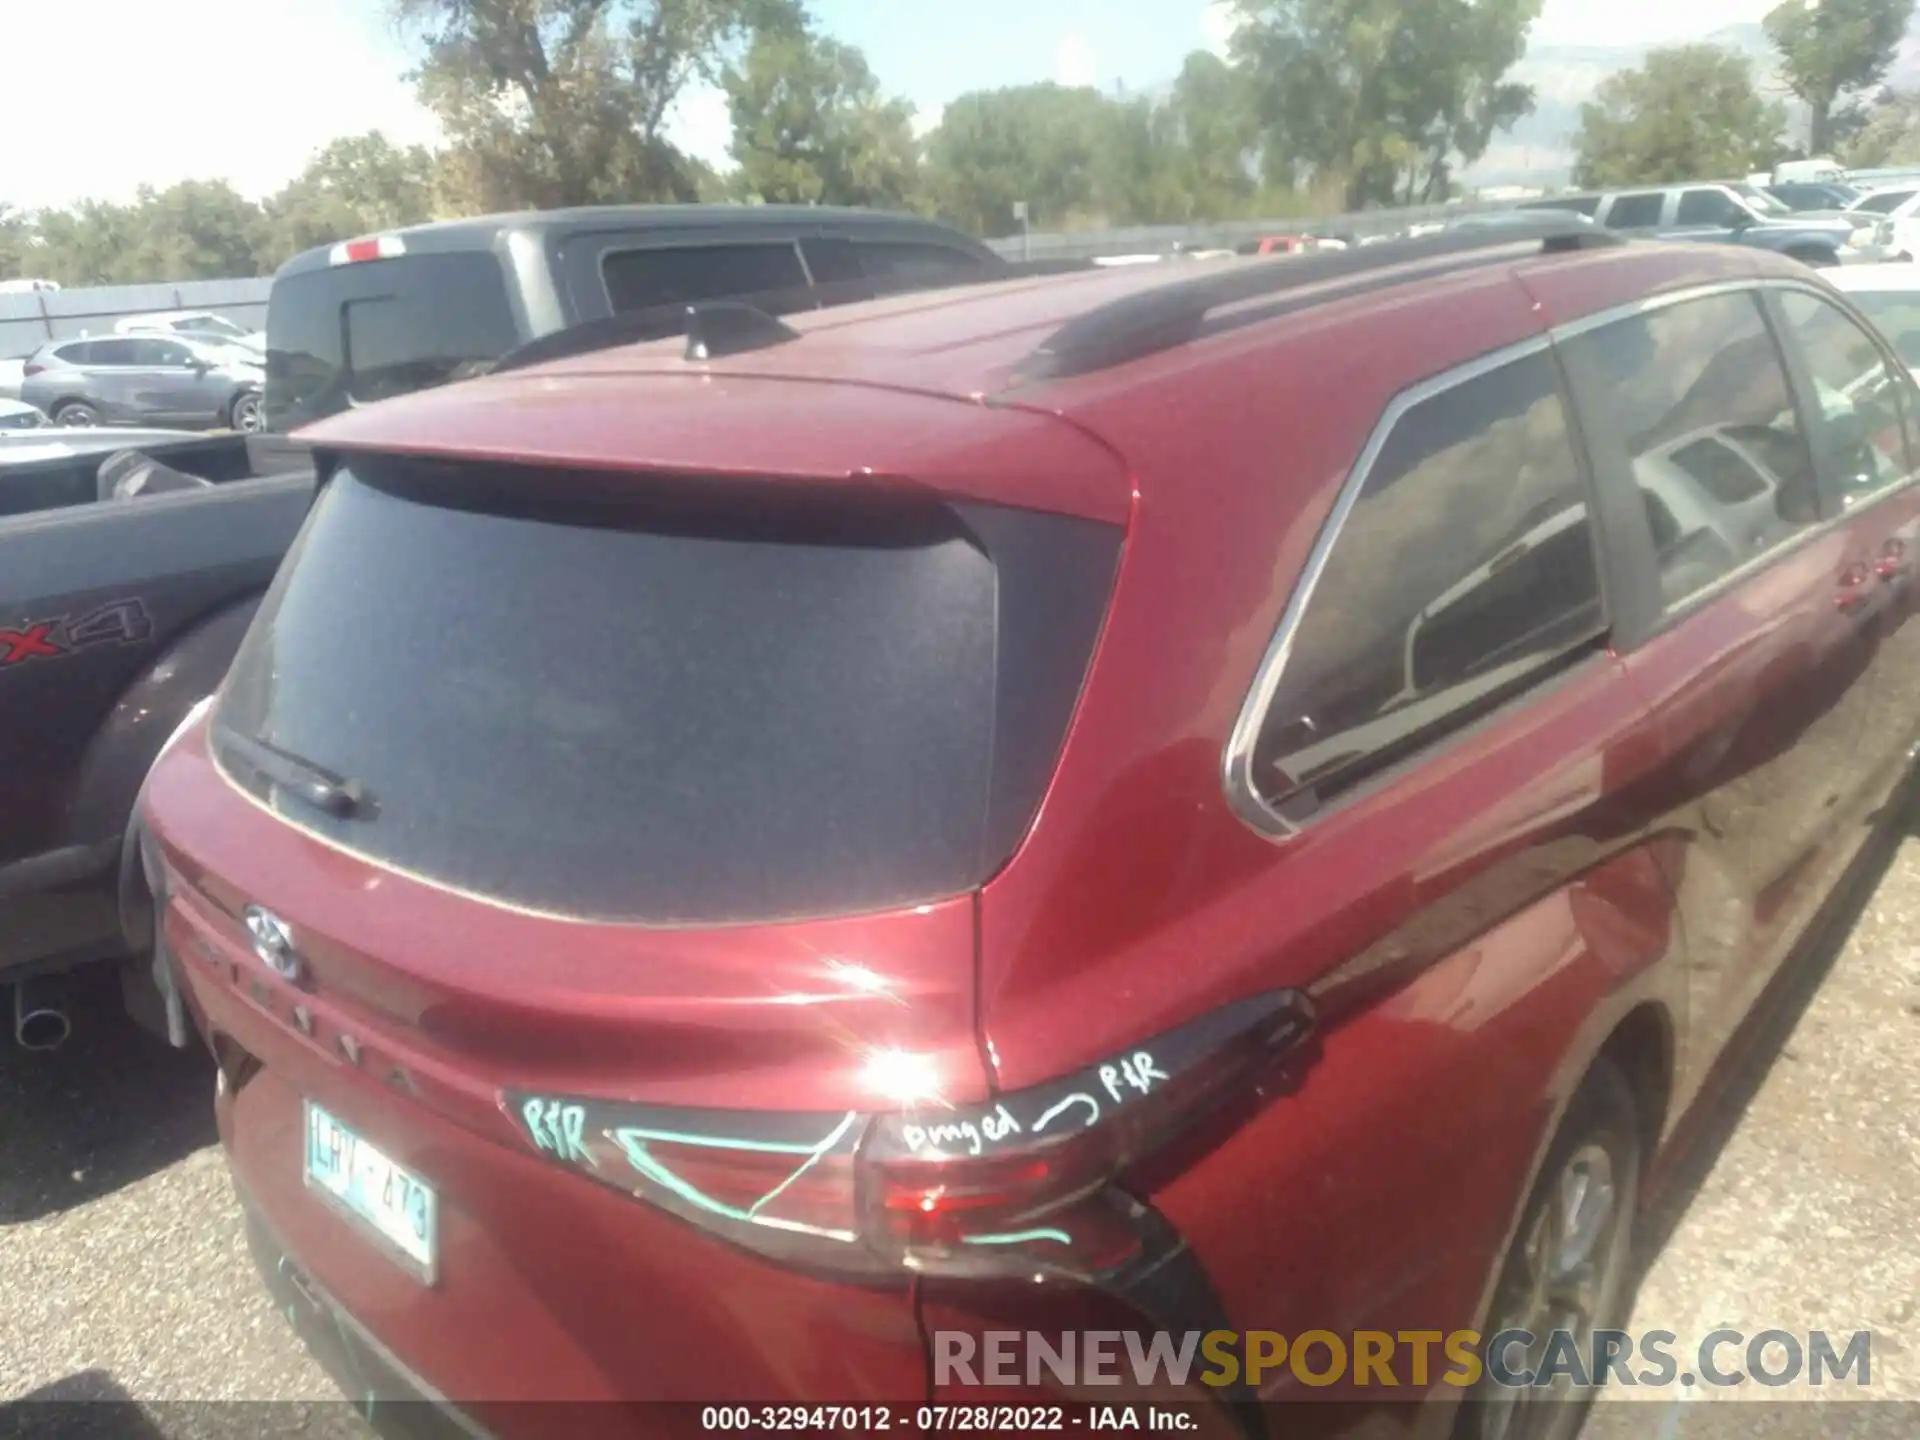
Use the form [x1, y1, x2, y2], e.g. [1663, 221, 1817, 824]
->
[395, 0, 790, 212]
[1153, 52, 1261, 219]
[1230, 0, 1540, 210]
[923, 83, 1115, 236]
[129, 181, 270, 279]
[260, 132, 442, 268]
[29, 183, 268, 286]
[1765, 0, 1915, 155]
[724, 22, 920, 207]
[1843, 88, 1920, 165]
[0, 205, 35, 281]
[1573, 45, 1787, 187]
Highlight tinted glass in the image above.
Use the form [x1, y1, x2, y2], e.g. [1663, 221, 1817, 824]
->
[1253, 350, 1603, 812]
[1729, 184, 1790, 216]
[141, 339, 195, 366]
[1669, 435, 1770, 503]
[1563, 291, 1818, 612]
[216, 464, 1118, 923]
[1777, 290, 1916, 500]
[1605, 193, 1665, 229]
[799, 236, 863, 284]
[1847, 291, 1920, 369]
[1853, 190, 1916, 214]
[601, 243, 809, 315]
[88, 339, 142, 365]
[855, 241, 992, 283]
[1676, 189, 1744, 226]
[52, 341, 94, 364]
[265, 253, 519, 430]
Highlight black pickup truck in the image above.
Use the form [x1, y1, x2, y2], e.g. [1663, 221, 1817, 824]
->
[0, 430, 314, 1049]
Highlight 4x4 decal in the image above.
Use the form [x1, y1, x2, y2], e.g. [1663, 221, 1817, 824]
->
[0, 599, 153, 669]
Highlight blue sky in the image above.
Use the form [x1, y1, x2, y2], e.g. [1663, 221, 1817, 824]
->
[5, 0, 1778, 213]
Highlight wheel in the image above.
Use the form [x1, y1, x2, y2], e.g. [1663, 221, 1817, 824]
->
[228, 391, 264, 433]
[53, 400, 99, 427]
[1454, 1059, 1642, 1440]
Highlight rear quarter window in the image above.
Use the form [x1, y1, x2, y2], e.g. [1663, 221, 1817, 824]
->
[1250, 348, 1605, 819]
[600, 242, 809, 315]
[854, 241, 993, 282]
[265, 252, 520, 430]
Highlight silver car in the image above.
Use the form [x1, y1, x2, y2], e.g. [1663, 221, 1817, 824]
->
[19, 334, 265, 432]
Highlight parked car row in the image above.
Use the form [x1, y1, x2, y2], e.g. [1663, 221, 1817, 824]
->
[19, 333, 266, 431]
[1, 310, 267, 431]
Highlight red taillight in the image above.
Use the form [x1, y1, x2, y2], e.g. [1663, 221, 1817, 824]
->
[506, 990, 1315, 1283]
[328, 234, 406, 265]
[23, 362, 44, 377]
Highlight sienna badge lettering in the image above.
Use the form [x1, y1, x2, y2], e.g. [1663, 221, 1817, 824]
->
[242, 905, 302, 981]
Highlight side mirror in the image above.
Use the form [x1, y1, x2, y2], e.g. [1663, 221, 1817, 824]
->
[1728, 208, 1756, 231]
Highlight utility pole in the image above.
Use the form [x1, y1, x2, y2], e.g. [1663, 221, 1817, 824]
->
[1014, 200, 1031, 261]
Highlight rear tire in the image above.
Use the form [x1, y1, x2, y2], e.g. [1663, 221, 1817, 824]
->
[1453, 1059, 1642, 1440]
[53, 400, 99, 427]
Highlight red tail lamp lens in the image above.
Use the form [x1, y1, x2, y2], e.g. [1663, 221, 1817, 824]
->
[505, 990, 1315, 1280]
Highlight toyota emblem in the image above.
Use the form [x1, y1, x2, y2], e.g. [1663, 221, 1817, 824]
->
[242, 905, 301, 980]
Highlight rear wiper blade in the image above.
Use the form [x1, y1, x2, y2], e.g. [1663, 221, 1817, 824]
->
[216, 727, 372, 819]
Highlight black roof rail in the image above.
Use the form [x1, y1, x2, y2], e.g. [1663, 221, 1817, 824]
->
[1011, 217, 1622, 384]
[486, 257, 1100, 376]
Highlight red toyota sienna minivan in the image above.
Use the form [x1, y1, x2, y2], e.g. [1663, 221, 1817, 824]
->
[140, 221, 1920, 1440]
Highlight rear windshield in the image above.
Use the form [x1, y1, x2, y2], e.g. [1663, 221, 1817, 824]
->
[215, 461, 1119, 924]
[265, 253, 519, 432]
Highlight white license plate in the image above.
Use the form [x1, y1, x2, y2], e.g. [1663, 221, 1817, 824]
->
[303, 1100, 437, 1280]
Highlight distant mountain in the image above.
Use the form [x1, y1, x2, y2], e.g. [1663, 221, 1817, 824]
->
[1465, 21, 1920, 189]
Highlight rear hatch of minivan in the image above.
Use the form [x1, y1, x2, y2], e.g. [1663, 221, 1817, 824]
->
[167, 367, 1132, 1110]
[142, 375, 1134, 1400]
[214, 451, 1119, 934]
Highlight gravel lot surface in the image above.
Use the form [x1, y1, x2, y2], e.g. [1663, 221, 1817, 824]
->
[4, 820, 1920, 1438]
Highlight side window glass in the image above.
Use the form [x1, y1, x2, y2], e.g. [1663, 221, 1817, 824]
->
[855, 242, 993, 283]
[90, 339, 140, 366]
[1776, 290, 1915, 502]
[799, 237, 863, 285]
[1604, 193, 1665, 229]
[1252, 349, 1604, 816]
[600, 243, 809, 315]
[1675, 189, 1743, 226]
[1562, 291, 1819, 613]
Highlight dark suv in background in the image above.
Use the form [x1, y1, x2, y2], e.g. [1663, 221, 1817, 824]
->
[264, 205, 1007, 432]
